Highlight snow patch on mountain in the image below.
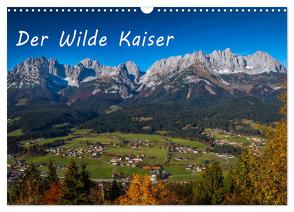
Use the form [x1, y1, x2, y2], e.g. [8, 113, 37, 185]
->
[8, 49, 286, 100]
[139, 48, 286, 92]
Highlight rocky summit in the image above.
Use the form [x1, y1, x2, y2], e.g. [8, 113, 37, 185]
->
[8, 49, 286, 102]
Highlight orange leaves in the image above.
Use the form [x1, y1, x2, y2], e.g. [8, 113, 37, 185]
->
[117, 174, 167, 205]
[43, 182, 62, 205]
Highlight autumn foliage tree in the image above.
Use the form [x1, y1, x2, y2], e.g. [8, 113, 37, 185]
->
[43, 182, 62, 205]
[117, 174, 167, 205]
[165, 182, 194, 204]
[43, 160, 62, 205]
[10, 164, 45, 205]
[233, 86, 287, 204]
[89, 183, 104, 204]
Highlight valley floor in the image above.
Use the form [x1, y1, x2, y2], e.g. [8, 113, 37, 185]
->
[7, 128, 265, 182]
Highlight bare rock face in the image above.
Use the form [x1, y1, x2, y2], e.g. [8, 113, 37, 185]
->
[121, 61, 141, 83]
[8, 49, 286, 101]
[8, 57, 68, 91]
[8, 57, 141, 99]
[206, 48, 286, 74]
[140, 49, 285, 87]
[244, 51, 287, 74]
[138, 49, 286, 98]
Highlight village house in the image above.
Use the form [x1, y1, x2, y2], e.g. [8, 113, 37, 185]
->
[59, 145, 105, 158]
[150, 168, 170, 183]
[185, 164, 206, 173]
[130, 139, 150, 149]
[164, 142, 199, 154]
[110, 154, 144, 167]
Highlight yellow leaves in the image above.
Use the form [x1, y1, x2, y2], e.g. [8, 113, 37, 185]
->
[278, 83, 287, 116]
[116, 174, 167, 205]
[233, 87, 287, 205]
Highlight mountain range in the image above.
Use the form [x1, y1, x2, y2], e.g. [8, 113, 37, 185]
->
[7, 49, 287, 143]
[8, 48, 286, 104]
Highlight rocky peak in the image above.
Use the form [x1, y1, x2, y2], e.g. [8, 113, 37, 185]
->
[224, 47, 233, 54]
[11, 57, 49, 84]
[8, 57, 143, 99]
[8, 49, 287, 100]
[244, 51, 287, 74]
[138, 48, 287, 93]
[80, 58, 101, 69]
[120, 61, 141, 83]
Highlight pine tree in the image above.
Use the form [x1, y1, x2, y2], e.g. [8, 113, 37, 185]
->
[108, 179, 121, 203]
[196, 161, 225, 204]
[62, 161, 84, 204]
[79, 162, 93, 203]
[47, 159, 58, 184]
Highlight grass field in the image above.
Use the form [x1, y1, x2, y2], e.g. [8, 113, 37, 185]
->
[8, 129, 23, 137]
[15, 129, 241, 181]
[20, 135, 76, 147]
[203, 128, 262, 146]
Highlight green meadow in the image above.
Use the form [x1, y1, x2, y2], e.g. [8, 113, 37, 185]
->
[17, 129, 241, 181]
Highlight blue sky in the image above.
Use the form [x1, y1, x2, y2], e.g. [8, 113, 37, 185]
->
[8, 7, 287, 71]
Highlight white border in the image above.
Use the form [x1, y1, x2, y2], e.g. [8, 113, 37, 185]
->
[0, 0, 292, 212]
[1, 0, 291, 7]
